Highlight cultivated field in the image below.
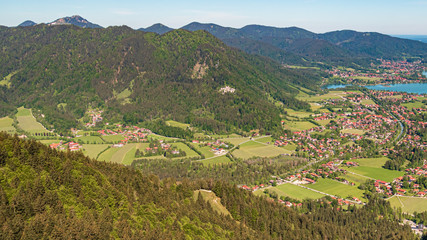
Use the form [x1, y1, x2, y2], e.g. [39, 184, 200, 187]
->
[0, 117, 15, 134]
[101, 134, 125, 143]
[388, 196, 427, 213]
[297, 91, 345, 102]
[343, 157, 404, 182]
[232, 140, 291, 159]
[283, 121, 317, 132]
[341, 129, 366, 135]
[309, 178, 365, 200]
[74, 136, 105, 144]
[273, 184, 325, 200]
[16, 107, 49, 134]
[82, 144, 110, 159]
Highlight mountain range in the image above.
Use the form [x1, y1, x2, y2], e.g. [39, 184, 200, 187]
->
[18, 16, 427, 66]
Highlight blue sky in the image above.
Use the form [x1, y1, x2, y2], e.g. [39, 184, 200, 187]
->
[2, 0, 427, 34]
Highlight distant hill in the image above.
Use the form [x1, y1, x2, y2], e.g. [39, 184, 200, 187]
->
[0, 132, 416, 239]
[138, 23, 173, 34]
[48, 15, 103, 28]
[182, 22, 427, 66]
[0, 25, 319, 133]
[18, 20, 36, 27]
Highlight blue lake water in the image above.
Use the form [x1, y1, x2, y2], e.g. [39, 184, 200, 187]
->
[423, 71, 427, 77]
[325, 83, 427, 94]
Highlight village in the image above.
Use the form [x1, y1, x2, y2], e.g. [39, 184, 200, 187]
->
[325, 59, 427, 85]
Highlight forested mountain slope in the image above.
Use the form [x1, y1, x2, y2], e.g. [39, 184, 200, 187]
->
[0, 133, 416, 239]
[0, 24, 319, 133]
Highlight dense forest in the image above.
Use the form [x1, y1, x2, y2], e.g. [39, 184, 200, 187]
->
[0, 132, 417, 239]
[0, 25, 319, 134]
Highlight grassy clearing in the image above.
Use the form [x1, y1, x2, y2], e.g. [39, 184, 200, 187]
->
[194, 190, 231, 216]
[0, 117, 15, 134]
[16, 107, 49, 134]
[233, 141, 291, 159]
[388, 196, 427, 213]
[341, 129, 366, 135]
[283, 121, 317, 132]
[82, 144, 110, 159]
[274, 184, 325, 200]
[101, 135, 125, 143]
[200, 155, 232, 165]
[74, 136, 105, 144]
[0, 71, 17, 88]
[166, 120, 190, 129]
[310, 178, 365, 200]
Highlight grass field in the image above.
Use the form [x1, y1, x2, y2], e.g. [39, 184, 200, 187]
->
[297, 91, 344, 102]
[273, 184, 325, 200]
[341, 129, 366, 135]
[109, 143, 138, 164]
[74, 136, 105, 144]
[282, 143, 297, 151]
[255, 136, 273, 144]
[284, 108, 312, 118]
[82, 144, 110, 159]
[360, 99, 376, 105]
[283, 121, 317, 132]
[194, 190, 231, 216]
[171, 142, 200, 158]
[98, 147, 120, 162]
[220, 137, 249, 146]
[403, 101, 426, 109]
[310, 178, 365, 200]
[166, 120, 190, 129]
[16, 107, 49, 134]
[342, 172, 370, 185]
[309, 103, 323, 111]
[200, 155, 232, 165]
[190, 144, 215, 158]
[343, 157, 403, 182]
[101, 134, 125, 143]
[353, 157, 390, 168]
[388, 196, 427, 213]
[0, 117, 15, 134]
[317, 119, 332, 126]
[232, 141, 292, 159]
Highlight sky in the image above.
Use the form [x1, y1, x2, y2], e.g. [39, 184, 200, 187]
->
[1, 0, 427, 34]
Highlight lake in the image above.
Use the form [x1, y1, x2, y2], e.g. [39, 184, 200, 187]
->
[325, 83, 427, 94]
